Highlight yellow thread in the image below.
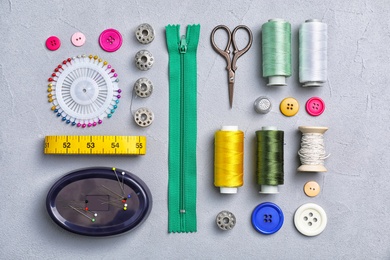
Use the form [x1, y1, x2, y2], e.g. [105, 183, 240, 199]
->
[214, 130, 244, 188]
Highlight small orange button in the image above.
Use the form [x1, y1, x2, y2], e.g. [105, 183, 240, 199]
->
[280, 97, 299, 117]
[304, 181, 320, 197]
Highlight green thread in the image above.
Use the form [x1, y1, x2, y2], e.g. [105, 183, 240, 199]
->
[262, 19, 292, 77]
[256, 130, 284, 186]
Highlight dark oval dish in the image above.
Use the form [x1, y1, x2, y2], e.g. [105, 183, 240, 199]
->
[46, 167, 152, 236]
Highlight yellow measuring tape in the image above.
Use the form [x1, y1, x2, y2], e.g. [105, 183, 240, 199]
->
[44, 136, 146, 155]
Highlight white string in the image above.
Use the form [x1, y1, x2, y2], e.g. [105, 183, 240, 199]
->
[299, 20, 327, 86]
[298, 133, 329, 165]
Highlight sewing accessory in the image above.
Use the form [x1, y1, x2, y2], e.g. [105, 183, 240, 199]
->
[134, 78, 153, 98]
[252, 202, 284, 235]
[254, 96, 272, 114]
[299, 20, 327, 87]
[135, 50, 154, 71]
[44, 135, 146, 155]
[298, 126, 329, 172]
[211, 25, 253, 108]
[294, 203, 327, 236]
[279, 97, 299, 117]
[304, 181, 320, 197]
[71, 32, 86, 47]
[135, 23, 155, 44]
[214, 126, 244, 194]
[47, 55, 121, 127]
[46, 36, 61, 51]
[306, 97, 325, 116]
[134, 107, 154, 127]
[166, 24, 200, 233]
[216, 211, 236, 230]
[262, 19, 291, 86]
[256, 127, 284, 194]
[46, 167, 152, 236]
[99, 28, 123, 52]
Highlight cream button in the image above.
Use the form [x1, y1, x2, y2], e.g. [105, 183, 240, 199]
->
[294, 203, 327, 236]
[304, 181, 320, 197]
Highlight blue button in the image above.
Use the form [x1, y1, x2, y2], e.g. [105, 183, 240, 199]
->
[251, 202, 284, 235]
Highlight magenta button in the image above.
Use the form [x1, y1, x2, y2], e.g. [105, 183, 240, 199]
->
[99, 28, 122, 52]
[306, 97, 325, 116]
[46, 36, 61, 51]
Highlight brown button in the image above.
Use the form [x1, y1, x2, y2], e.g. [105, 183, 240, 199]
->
[304, 181, 320, 197]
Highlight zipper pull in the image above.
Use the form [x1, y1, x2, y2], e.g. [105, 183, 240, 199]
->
[179, 35, 187, 53]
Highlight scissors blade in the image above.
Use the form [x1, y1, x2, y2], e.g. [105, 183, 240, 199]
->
[228, 82, 234, 108]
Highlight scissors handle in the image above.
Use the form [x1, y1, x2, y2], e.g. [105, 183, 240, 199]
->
[231, 25, 253, 71]
[210, 25, 233, 70]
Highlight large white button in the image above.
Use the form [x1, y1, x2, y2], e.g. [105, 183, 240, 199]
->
[294, 203, 327, 236]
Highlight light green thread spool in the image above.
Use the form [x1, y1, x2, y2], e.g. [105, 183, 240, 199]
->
[256, 127, 284, 194]
[262, 19, 292, 86]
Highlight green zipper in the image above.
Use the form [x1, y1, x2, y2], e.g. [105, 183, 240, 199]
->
[166, 24, 200, 233]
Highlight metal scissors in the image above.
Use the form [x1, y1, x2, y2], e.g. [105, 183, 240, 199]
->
[211, 25, 253, 108]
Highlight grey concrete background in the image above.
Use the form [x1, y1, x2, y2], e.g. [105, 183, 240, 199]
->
[0, 0, 389, 259]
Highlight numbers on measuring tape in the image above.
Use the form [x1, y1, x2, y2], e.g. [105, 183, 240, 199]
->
[44, 136, 146, 155]
[63, 142, 71, 148]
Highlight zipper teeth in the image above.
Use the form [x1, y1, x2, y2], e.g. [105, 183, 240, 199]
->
[180, 49, 185, 231]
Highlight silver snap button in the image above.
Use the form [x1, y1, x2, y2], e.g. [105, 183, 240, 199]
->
[135, 50, 154, 71]
[134, 78, 153, 98]
[135, 23, 155, 44]
[134, 107, 154, 127]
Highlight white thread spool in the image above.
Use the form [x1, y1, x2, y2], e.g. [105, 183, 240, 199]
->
[297, 126, 328, 172]
[299, 20, 327, 87]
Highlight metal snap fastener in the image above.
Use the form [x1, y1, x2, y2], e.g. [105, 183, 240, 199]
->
[135, 50, 154, 71]
[134, 78, 153, 98]
[134, 107, 154, 127]
[216, 211, 236, 230]
[135, 23, 155, 44]
[254, 96, 272, 114]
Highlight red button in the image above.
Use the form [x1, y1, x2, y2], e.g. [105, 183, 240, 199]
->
[46, 36, 61, 51]
[306, 97, 325, 116]
[99, 29, 122, 52]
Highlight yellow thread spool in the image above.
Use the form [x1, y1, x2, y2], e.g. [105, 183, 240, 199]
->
[214, 126, 244, 194]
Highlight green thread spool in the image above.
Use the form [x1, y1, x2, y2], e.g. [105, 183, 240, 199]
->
[256, 126, 284, 194]
[262, 19, 292, 86]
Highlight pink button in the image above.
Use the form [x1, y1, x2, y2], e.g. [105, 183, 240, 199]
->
[71, 32, 86, 47]
[46, 36, 61, 51]
[306, 97, 325, 116]
[99, 29, 123, 52]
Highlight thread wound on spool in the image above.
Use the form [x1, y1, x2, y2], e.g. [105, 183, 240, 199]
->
[299, 20, 328, 87]
[262, 19, 292, 85]
[256, 129, 284, 190]
[298, 126, 329, 172]
[214, 130, 244, 192]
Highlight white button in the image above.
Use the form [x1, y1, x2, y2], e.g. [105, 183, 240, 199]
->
[294, 203, 327, 236]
